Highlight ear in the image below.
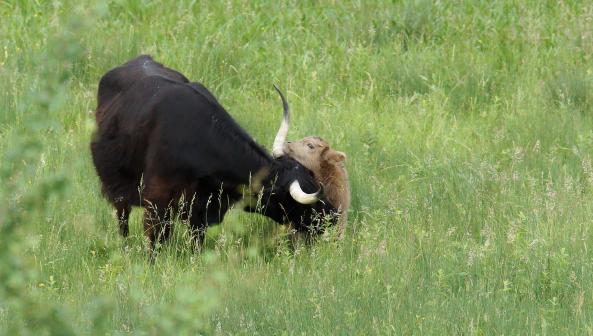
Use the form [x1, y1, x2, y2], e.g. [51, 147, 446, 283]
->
[334, 151, 346, 162]
[324, 150, 346, 164]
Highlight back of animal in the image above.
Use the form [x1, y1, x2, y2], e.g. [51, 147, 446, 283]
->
[96, 55, 189, 122]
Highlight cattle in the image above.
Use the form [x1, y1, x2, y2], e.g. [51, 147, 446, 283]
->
[270, 105, 351, 237]
[90, 55, 338, 252]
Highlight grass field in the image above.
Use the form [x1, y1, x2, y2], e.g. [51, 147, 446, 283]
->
[2, 0, 593, 334]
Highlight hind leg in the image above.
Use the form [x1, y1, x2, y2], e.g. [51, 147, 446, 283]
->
[116, 204, 131, 237]
[104, 181, 141, 238]
[111, 188, 140, 237]
[142, 175, 179, 253]
[92, 139, 142, 238]
[143, 202, 174, 253]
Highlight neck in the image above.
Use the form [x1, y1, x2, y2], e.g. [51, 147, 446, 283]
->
[319, 162, 349, 209]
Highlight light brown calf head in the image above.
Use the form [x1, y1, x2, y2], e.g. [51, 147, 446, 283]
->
[283, 136, 346, 178]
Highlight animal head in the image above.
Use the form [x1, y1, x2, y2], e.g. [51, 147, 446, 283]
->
[246, 156, 338, 234]
[282, 136, 346, 177]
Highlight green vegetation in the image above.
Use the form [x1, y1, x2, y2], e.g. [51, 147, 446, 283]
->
[2, 0, 593, 334]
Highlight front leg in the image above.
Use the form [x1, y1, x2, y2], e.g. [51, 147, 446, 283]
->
[188, 194, 232, 252]
[188, 209, 207, 253]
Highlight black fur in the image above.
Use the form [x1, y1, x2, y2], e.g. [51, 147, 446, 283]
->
[90, 55, 337, 250]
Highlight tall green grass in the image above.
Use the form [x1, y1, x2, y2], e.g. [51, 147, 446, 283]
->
[2, 0, 593, 334]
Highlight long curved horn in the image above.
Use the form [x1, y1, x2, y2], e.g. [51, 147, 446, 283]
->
[272, 84, 290, 158]
[289, 180, 321, 204]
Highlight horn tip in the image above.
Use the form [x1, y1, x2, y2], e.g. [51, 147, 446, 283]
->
[289, 180, 320, 205]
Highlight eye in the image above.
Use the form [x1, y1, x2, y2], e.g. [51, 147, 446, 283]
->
[307, 143, 314, 149]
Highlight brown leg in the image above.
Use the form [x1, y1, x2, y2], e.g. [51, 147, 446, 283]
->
[142, 172, 182, 255]
[143, 202, 174, 253]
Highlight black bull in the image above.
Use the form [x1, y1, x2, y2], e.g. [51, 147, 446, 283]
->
[90, 55, 337, 250]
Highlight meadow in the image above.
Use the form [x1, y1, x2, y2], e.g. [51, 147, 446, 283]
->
[2, 0, 593, 334]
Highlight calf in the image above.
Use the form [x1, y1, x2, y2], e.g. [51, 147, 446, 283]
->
[270, 88, 351, 237]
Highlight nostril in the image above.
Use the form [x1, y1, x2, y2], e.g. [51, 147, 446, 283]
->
[286, 141, 292, 144]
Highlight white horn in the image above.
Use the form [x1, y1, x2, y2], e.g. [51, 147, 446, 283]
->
[289, 180, 320, 204]
[272, 84, 289, 158]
